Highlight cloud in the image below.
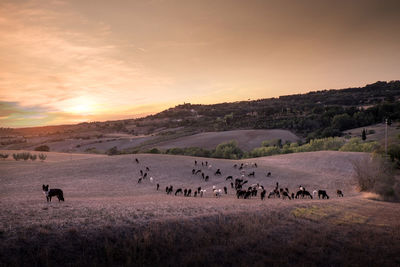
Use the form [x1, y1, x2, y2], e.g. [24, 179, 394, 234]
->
[0, 0, 172, 118]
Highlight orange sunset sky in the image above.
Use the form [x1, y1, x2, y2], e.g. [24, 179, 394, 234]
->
[1, 0, 399, 128]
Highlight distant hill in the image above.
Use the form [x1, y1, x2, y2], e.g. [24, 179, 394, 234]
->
[1, 80, 400, 143]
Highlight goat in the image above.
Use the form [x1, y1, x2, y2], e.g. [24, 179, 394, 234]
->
[214, 169, 222, 176]
[248, 171, 255, 177]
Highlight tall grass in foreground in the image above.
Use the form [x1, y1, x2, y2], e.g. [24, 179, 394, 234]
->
[1, 211, 399, 267]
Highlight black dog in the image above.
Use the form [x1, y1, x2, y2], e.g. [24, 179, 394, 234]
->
[42, 184, 64, 202]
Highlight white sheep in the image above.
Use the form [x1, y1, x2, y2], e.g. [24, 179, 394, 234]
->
[149, 177, 153, 183]
[312, 190, 317, 198]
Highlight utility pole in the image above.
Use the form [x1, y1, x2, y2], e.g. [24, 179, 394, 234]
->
[385, 118, 388, 154]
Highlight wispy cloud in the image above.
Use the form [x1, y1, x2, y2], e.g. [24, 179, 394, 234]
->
[0, 0, 172, 127]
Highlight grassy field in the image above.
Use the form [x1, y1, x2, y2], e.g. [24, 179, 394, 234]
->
[1, 151, 400, 266]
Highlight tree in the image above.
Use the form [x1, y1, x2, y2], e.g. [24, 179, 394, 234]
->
[362, 129, 367, 141]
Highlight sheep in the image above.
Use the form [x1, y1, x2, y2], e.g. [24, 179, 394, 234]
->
[194, 191, 197, 197]
[140, 170, 143, 176]
[187, 189, 192, 197]
[166, 186, 173, 195]
[135, 158, 139, 164]
[202, 172, 205, 179]
[230, 182, 234, 189]
[143, 173, 147, 179]
[233, 164, 238, 168]
[266, 172, 271, 177]
[248, 171, 255, 177]
[312, 190, 318, 198]
[208, 164, 212, 169]
[214, 169, 222, 176]
[175, 188, 183, 196]
[137, 178, 142, 184]
[224, 186, 227, 194]
[337, 190, 344, 197]
[146, 167, 150, 171]
[195, 170, 202, 175]
[282, 191, 291, 200]
[261, 190, 266, 200]
[226, 176, 233, 181]
[200, 189, 206, 197]
[205, 175, 209, 182]
[318, 190, 329, 199]
[156, 183, 159, 190]
[194, 160, 197, 166]
[149, 177, 153, 183]
[192, 169, 196, 175]
[236, 189, 246, 199]
[295, 190, 313, 199]
[197, 187, 201, 194]
[214, 189, 222, 198]
[184, 189, 188, 196]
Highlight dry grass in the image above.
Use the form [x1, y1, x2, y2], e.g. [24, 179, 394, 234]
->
[1, 150, 400, 266]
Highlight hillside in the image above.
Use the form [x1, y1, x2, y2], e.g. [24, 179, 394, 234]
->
[1, 81, 400, 155]
[1, 151, 400, 266]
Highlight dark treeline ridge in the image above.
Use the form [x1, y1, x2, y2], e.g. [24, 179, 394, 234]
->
[145, 81, 400, 140]
[3, 81, 400, 139]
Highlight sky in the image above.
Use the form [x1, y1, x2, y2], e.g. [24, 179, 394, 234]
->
[1, 0, 399, 128]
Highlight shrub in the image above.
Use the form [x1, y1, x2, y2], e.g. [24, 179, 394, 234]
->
[30, 154, 37, 161]
[107, 146, 120, 156]
[340, 138, 379, 152]
[0, 153, 9, 160]
[211, 140, 243, 159]
[21, 152, 31, 161]
[35, 145, 50, 152]
[148, 148, 161, 154]
[38, 153, 47, 161]
[352, 155, 398, 201]
[249, 146, 281, 157]
[12, 153, 19, 161]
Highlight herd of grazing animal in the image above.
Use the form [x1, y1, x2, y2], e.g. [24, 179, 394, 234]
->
[42, 157, 344, 203]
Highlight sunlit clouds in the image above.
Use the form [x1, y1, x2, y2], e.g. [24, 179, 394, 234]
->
[1, 0, 400, 127]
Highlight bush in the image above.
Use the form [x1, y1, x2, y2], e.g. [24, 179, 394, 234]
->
[212, 140, 243, 159]
[352, 155, 398, 201]
[340, 138, 379, 152]
[249, 146, 281, 157]
[35, 145, 50, 152]
[30, 154, 37, 161]
[0, 153, 9, 160]
[38, 153, 47, 161]
[107, 146, 120, 156]
[12, 153, 19, 161]
[148, 148, 161, 154]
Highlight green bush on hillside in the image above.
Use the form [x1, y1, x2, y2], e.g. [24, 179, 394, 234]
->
[339, 138, 379, 152]
[211, 140, 243, 159]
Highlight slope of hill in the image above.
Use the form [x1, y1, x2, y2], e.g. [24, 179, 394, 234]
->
[1, 151, 400, 266]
